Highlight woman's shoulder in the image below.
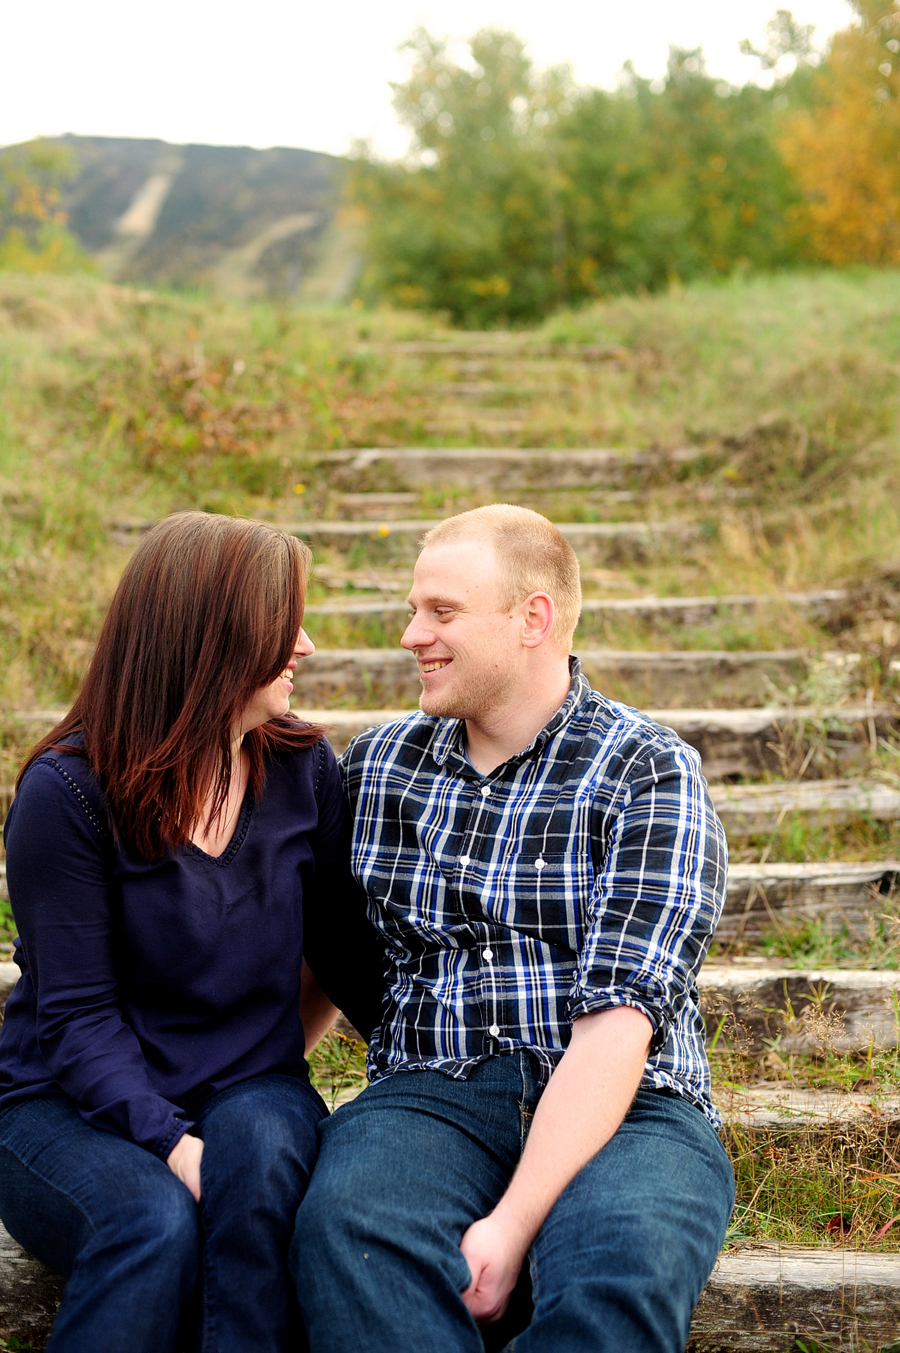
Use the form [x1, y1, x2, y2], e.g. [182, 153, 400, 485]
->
[265, 734, 335, 792]
[12, 743, 111, 842]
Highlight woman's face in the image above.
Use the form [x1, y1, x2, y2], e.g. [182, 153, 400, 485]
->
[239, 627, 315, 736]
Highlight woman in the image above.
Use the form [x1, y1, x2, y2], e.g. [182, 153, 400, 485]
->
[0, 512, 382, 1353]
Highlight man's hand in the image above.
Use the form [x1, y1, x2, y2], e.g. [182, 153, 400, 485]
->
[460, 1213, 528, 1323]
[167, 1132, 204, 1202]
[458, 1008, 653, 1326]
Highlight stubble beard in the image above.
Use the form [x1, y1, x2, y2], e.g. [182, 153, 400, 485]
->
[418, 660, 518, 723]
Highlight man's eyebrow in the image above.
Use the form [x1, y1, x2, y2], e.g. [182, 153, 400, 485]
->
[405, 593, 461, 608]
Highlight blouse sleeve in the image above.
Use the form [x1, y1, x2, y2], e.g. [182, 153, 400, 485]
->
[4, 760, 194, 1159]
[301, 740, 387, 1041]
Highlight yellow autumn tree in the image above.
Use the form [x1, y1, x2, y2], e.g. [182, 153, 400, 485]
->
[780, 1, 900, 263]
[0, 140, 90, 273]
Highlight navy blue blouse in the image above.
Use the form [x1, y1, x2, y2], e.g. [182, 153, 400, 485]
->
[0, 737, 383, 1160]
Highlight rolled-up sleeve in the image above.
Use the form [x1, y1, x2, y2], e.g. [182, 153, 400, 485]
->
[567, 738, 727, 1055]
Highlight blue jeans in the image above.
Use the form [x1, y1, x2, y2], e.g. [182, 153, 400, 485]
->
[292, 1053, 734, 1353]
[0, 1073, 326, 1353]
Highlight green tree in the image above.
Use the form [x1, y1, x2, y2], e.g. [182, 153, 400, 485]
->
[350, 28, 575, 325]
[351, 20, 810, 323]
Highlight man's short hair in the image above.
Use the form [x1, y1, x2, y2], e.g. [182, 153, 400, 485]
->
[421, 504, 582, 650]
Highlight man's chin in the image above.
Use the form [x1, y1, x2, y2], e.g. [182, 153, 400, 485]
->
[419, 688, 460, 719]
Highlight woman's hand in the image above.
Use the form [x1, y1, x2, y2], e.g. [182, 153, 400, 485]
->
[167, 1132, 204, 1202]
[459, 1213, 529, 1324]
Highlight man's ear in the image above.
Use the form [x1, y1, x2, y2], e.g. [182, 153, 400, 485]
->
[519, 592, 555, 648]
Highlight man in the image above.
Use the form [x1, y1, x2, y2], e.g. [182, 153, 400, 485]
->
[292, 505, 734, 1353]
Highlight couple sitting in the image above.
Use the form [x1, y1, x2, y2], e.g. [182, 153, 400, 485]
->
[0, 505, 733, 1353]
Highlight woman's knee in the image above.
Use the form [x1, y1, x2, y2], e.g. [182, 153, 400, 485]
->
[111, 1167, 199, 1258]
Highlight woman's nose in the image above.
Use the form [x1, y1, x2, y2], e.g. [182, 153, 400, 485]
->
[296, 628, 316, 657]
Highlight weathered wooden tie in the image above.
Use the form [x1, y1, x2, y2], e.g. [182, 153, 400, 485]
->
[0, 1224, 896, 1353]
[711, 779, 900, 833]
[716, 1083, 900, 1129]
[688, 1247, 900, 1352]
[700, 966, 900, 1053]
[287, 703, 899, 776]
[109, 517, 700, 564]
[304, 587, 849, 629]
[720, 862, 900, 943]
[290, 647, 813, 710]
[8, 703, 895, 775]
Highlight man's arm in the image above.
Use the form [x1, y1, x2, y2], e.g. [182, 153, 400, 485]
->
[459, 1005, 652, 1323]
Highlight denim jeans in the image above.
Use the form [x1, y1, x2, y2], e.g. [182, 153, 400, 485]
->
[292, 1053, 734, 1353]
[0, 1073, 326, 1353]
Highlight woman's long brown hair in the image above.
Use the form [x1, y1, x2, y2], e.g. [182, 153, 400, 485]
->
[19, 512, 322, 860]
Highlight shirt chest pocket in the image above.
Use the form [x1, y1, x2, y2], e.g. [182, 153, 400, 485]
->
[484, 852, 594, 948]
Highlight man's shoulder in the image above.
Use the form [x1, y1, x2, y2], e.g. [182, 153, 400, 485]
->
[341, 710, 447, 776]
[575, 686, 696, 753]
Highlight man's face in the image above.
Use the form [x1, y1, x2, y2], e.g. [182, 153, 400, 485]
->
[401, 539, 522, 722]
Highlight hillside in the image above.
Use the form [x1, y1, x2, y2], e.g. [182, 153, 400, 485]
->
[49, 135, 353, 301]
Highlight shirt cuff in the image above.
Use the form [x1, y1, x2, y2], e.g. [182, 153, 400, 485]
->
[567, 990, 670, 1056]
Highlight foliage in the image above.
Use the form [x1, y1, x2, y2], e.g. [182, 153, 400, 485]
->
[350, 6, 900, 322]
[555, 50, 803, 297]
[350, 29, 575, 326]
[351, 27, 808, 323]
[779, 2, 900, 264]
[0, 141, 92, 275]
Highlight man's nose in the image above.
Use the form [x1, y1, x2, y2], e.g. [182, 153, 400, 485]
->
[401, 615, 432, 650]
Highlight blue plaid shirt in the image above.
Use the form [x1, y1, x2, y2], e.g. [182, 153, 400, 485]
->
[341, 660, 727, 1127]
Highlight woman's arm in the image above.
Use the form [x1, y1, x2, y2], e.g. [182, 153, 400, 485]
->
[299, 958, 339, 1053]
[301, 743, 387, 1041]
[5, 761, 195, 1165]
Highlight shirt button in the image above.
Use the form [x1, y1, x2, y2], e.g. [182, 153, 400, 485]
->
[460, 855, 470, 866]
[483, 948, 493, 961]
[489, 1024, 500, 1037]
[480, 785, 491, 797]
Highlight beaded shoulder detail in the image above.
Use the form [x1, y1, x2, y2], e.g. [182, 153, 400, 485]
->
[40, 756, 114, 848]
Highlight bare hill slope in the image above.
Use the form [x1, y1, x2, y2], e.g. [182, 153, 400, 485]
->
[52, 135, 351, 300]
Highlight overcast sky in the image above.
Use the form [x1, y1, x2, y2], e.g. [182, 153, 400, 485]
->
[3, 0, 855, 160]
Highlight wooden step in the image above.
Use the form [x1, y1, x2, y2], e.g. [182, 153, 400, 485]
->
[110, 516, 700, 565]
[304, 588, 849, 630]
[360, 341, 631, 359]
[3, 862, 895, 946]
[201, 517, 709, 563]
[716, 1083, 900, 1129]
[689, 1247, 900, 1352]
[286, 703, 897, 777]
[712, 779, 900, 834]
[0, 1224, 895, 1352]
[699, 966, 900, 1054]
[0, 1224, 62, 1347]
[290, 648, 812, 710]
[307, 445, 706, 490]
[720, 862, 900, 943]
[9, 704, 895, 774]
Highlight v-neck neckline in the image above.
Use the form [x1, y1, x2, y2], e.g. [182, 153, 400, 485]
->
[186, 790, 254, 866]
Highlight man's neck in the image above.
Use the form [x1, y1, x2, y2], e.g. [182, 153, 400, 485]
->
[464, 663, 573, 776]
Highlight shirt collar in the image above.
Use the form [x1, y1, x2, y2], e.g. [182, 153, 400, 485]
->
[430, 656, 590, 773]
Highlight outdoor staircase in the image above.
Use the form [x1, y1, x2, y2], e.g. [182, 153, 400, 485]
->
[2, 334, 900, 1349]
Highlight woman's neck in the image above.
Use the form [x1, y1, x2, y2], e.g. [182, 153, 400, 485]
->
[188, 742, 250, 858]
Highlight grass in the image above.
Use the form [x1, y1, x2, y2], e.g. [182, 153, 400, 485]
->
[2, 266, 900, 711]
